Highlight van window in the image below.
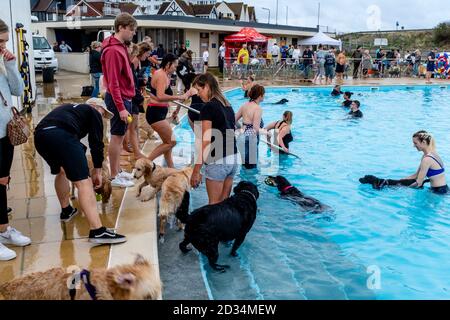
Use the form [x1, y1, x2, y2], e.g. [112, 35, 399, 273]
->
[33, 37, 51, 50]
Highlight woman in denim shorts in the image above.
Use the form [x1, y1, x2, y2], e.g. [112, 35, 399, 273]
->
[191, 73, 239, 205]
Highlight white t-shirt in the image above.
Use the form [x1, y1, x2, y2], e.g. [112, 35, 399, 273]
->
[271, 45, 280, 56]
[203, 51, 209, 62]
[219, 45, 226, 58]
[292, 49, 301, 60]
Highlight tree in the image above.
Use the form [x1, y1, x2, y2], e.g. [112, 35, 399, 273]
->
[433, 22, 450, 44]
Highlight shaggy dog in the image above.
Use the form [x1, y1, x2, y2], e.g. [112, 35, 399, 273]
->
[0, 255, 161, 300]
[71, 156, 112, 204]
[133, 158, 193, 241]
[265, 176, 332, 213]
[176, 181, 259, 272]
[359, 175, 429, 190]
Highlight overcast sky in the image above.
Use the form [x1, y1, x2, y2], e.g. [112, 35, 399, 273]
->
[242, 0, 450, 33]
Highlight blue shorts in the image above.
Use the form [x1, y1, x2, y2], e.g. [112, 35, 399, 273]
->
[427, 63, 435, 72]
[203, 155, 239, 181]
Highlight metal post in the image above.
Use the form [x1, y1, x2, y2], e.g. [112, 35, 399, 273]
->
[317, 2, 320, 28]
[276, 0, 279, 25]
[286, 6, 288, 25]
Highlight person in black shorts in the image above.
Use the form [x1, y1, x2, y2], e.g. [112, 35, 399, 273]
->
[426, 48, 437, 84]
[34, 99, 126, 244]
[342, 91, 353, 107]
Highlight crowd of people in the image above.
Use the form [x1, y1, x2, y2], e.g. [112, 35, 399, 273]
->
[0, 13, 448, 262]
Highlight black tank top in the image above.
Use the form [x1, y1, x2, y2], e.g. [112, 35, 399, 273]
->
[276, 120, 293, 147]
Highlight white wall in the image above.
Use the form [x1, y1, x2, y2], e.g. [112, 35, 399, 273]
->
[216, 3, 235, 20]
[185, 29, 200, 58]
[56, 52, 90, 74]
[0, 0, 36, 108]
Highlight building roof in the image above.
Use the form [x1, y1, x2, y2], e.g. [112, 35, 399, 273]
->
[158, 0, 195, 16]
[118, 3, 140, 15]
[32, 0, 54, 12]
[225, 2, 244, 16]
[191, 4, 214, 15]
[248, 6, 255, 21]
[157, 2, 170, 14]
[66, 1, 103, 17]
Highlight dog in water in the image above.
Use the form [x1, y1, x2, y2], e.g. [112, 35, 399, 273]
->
[176, 181, 259, 272]
[265, 176, 332, 213]
[359, 175, 429, 190]
[134, 158, 193, 241]
[0, 255, 161, 300]
[272, 98, 289, 105]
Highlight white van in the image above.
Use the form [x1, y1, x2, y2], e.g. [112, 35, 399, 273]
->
[32, 35, 58, 72]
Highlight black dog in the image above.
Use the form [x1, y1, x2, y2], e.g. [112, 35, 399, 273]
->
[176, 181, 259, 272]
[359, 175, 430, 190]
[273, 98, 289, 105]
[265, 176, 332, 213]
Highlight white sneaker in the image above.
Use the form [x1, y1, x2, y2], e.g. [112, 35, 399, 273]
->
[0, 243, 16, 261]
[111, 177, 135, 188]
[117, 171, 134, 181]
[0, 226, 31, 247]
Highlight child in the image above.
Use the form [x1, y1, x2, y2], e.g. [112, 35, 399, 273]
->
[342, 91, 353, 107]
[331, 85, 343, 97]
[202, 48, 209, 73]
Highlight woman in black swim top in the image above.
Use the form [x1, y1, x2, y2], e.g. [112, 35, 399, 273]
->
[146, 53, 194, 168]
[264, 111, 294, 154]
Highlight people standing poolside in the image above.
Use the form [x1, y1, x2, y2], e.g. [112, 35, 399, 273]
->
[426, 49, 437, 84]
[236, 84, 265, 169]
[302, 46, 314, 79]
[402, 131, 448, 194]
[361, 50, 372, 79]
[313, 44, 327, 85]
[203, 48, 209, 73]
[190, 73, 239, 205]
[89, 41, 103, 98]
[101, 13, 137, 188]
[0, 19, 30, 261]
[265, 111, 294, 155]
[324, 48, 336, 85]
[146, 54, 193, 168]
[335, 50, 347, 85]
[34, 99, 127, 244]
[351, 46, 363, 79]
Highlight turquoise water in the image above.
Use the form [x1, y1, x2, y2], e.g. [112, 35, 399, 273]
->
[172, 85, 450, 300]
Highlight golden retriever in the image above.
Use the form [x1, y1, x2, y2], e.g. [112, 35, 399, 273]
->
[133, 158, 192, 241]
[0, 255, 161, 300]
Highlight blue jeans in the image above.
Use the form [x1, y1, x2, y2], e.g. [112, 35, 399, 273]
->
[91, 72, 102, 98]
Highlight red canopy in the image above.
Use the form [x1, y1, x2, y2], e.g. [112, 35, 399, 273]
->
[224, 27, 269, 43]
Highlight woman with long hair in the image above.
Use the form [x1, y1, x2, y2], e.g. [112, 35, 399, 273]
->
[146, 53, 193, 168]
[335, 50, 347, 85]
[0, 19, 30, 260]
[190, 73, 239, 205]
[265, 111, 294, 154]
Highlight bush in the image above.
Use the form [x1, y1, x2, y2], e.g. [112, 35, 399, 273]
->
[434, 22, 450, 45]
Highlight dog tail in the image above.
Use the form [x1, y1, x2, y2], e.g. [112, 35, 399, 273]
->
[175, 192, 191, 224]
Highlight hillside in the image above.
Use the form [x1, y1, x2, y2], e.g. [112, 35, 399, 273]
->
[340, 29, 450, 52]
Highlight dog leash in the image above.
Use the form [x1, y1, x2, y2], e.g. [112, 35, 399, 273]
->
[69, 269, 97, 300]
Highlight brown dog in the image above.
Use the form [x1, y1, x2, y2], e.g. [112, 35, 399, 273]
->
[71, 156, 112, 204]
[133, 159, 192, 241]
[0, 255, 161, 300]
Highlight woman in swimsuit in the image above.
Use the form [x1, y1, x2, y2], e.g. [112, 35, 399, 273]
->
[146, 53, 193, 168]
[403, 130, 448, 194]
[265, 111, 294, 154]
[235, 84, 265, 169]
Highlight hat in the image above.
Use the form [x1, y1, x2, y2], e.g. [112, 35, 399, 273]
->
[85, 98, 114, 119]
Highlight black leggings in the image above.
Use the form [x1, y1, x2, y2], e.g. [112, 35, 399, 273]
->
[0, 137, 14, 225]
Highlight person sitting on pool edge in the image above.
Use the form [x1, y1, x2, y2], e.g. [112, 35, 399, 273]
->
[331, 85, 344, 97]
[402, 131, 448, 194]
[265, 111, 293, 154]
[348, 100, 363, 118]
[342, 91, 353, 107]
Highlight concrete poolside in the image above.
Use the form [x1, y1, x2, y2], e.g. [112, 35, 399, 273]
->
[0, 70, 448, 298]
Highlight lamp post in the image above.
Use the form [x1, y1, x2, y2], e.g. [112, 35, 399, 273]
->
[262, 7, 270, 24]
[276, 0, 279, 25]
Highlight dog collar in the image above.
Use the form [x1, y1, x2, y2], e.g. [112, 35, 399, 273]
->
[152, 163, 156, 172]
[69, 269, 97, 300]
[239, 190, 257, 203]
[282, 186, 294, 193]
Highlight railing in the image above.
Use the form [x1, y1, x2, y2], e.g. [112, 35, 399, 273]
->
[221, 57, 444, 81]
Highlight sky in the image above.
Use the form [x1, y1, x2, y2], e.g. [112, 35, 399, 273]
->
[241, 0, 450, 33]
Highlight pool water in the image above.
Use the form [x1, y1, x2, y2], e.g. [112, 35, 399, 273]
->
[171, 85, 450, 300]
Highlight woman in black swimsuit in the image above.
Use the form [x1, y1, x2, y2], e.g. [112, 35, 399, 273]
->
[265, 111, 294, 154]
[146, 53, 193, 168]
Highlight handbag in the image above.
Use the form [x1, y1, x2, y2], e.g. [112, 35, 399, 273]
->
[1, 92, 30, 146]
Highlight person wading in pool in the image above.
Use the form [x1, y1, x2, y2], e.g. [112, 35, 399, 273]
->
[342, 91, 353, 107]
[265, 111, 294, 155]
[348, 100, 363, 118]
[402, 131, 448, 194]
[146, 53, 194, 168]
[235, 84, 265, 169]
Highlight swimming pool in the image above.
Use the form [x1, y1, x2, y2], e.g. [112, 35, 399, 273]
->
[171, 85, 450, 300]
